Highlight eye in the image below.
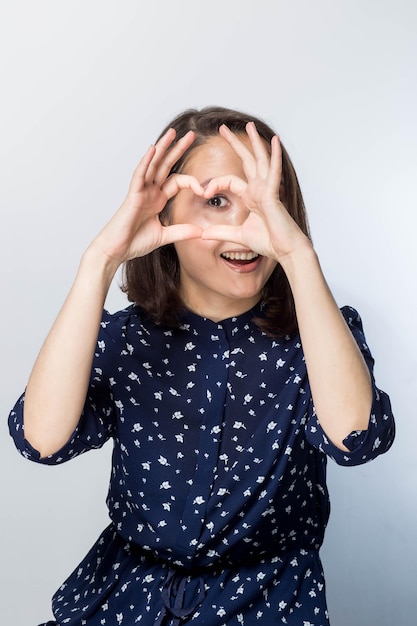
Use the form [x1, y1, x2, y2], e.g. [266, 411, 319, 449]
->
[206, 195, 229, 208]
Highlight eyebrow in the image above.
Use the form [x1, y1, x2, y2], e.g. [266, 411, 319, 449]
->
[200, 178, 213, 189]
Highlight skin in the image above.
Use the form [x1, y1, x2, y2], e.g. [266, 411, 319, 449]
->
[168, 133, 278, 321]
[23, 122, 372, 457]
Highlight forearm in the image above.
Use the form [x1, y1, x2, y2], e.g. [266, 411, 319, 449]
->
[23, 245, 120, 457]
[280, 244, 373, 450]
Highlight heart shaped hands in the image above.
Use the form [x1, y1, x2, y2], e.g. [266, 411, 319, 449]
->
[91, 122, 310, 270]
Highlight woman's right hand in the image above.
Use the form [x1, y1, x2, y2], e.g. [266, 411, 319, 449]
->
[90, 128, 204, 266]
[23, 129, 204, 457]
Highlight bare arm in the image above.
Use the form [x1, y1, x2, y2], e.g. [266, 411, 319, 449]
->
[23, 249, 118, 456]
[279, 245, 372, 450]
[23, 129, 204, 457]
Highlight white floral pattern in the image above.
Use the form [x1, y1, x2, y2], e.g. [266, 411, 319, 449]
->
[9, 304, 395, 625]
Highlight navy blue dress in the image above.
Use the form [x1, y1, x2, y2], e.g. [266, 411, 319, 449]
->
[9, 303, 395, 626]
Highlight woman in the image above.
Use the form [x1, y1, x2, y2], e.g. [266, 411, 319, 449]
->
[9, 106, 395, 625]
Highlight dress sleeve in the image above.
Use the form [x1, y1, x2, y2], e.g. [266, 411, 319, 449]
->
[304, 305, 395, 466]
[8, 309, 124, 465]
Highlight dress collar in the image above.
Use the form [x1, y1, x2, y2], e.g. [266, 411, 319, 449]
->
[179, 301, 266, 342]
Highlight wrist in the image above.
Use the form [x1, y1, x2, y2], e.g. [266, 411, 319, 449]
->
[79, 243, 122, 289]
[278, 239, 318, 276]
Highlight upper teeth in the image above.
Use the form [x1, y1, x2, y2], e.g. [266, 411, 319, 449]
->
[221, 251, 259, 261]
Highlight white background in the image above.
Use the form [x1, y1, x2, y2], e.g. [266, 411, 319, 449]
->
[1, 1, 416, 624]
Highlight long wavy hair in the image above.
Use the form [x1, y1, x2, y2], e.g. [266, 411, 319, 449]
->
[121, 106, 311, 337]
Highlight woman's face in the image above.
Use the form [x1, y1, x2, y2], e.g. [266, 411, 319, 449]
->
[168, 135, 277, 321]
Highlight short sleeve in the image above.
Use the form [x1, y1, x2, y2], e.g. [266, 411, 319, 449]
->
[304, 306, 395, 466]
[7, 309, 125, 465]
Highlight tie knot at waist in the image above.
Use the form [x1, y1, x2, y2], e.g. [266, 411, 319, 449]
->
[156, 569, 206, 625]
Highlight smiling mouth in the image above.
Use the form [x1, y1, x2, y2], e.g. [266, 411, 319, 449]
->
[220, 251, 260, 265]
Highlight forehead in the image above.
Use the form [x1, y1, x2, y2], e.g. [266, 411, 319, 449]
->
[181, 135, 253, 180]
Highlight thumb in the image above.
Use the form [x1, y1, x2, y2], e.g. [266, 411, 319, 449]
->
[160, 223, 203, 246]
[201, 224, 242, 243]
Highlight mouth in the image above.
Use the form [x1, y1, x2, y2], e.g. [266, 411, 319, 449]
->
[220, 250, 261, 270]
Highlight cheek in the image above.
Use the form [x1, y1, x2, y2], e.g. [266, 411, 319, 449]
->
[264, 258, 279, 280]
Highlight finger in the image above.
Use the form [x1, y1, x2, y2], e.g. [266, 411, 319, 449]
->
[269, 135, 282, 195]
[128, 144, 157, 192]
[162, 174, 204, 200]
[153, 131, 196, 185]
[160, 223, 203, 246]
[203, 175, 247, 198]
[129, 130, 176, 191]
[201, 224, 244, 244]
[144, 128, 177, 184]
[245, 122, 270, 179]
[219, 125, 257, 179]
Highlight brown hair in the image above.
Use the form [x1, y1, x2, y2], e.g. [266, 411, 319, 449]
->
[122, 106, 311, 337]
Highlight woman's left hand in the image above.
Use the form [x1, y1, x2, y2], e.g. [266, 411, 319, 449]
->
[201, 122, 311, 263]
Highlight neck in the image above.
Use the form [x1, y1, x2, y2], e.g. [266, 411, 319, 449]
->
[179, 291, 262, 323]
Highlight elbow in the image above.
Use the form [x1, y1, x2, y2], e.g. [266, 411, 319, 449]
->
[317, 395, 373, 452]
[318, 406, 372, 452]
[23, 409, 67, 459]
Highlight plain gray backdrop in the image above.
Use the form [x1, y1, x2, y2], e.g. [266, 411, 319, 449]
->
[1, 1, 416, 624]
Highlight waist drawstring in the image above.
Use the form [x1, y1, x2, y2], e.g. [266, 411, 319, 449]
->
[155, 569, 206, 626]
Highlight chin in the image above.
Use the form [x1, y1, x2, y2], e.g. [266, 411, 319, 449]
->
[228, 287, 264, 302]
